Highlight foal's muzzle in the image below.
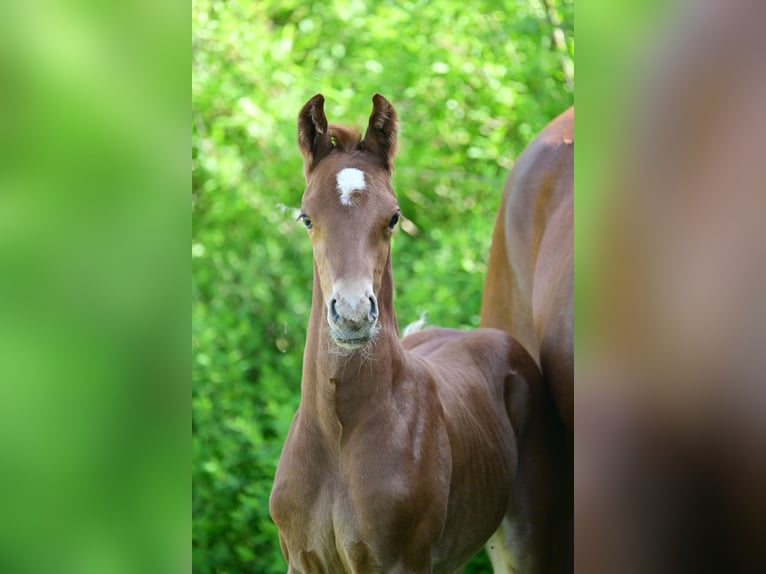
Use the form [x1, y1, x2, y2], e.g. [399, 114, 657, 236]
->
[327, 284, 379, 348]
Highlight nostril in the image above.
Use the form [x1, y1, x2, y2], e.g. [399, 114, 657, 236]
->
[368, 296, 378, 320]
[330, 298, 340, 322]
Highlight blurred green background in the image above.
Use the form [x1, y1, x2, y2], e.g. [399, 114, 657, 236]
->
[192, 0, 573, 572]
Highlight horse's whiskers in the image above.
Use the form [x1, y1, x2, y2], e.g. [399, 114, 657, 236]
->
[320, 322, 382, 361]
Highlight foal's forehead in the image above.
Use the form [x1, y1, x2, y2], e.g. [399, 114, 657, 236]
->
[304, 154, 395, 210]
[335, 167, 366, 206]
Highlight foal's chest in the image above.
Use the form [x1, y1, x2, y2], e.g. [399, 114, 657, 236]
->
[271, 474, 378, 574]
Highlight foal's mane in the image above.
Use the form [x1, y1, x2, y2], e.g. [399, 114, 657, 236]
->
[329, 124, 362, 152]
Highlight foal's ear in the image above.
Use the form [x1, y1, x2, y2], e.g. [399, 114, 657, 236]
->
[298, 94, 333, 177]
[362, 94, 398, 172]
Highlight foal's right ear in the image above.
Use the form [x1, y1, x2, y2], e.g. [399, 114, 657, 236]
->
[298, 94, 333, 177]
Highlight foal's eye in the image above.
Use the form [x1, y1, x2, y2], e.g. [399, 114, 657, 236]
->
[298, 214, 312, 230]
[388, 213, 400, 229]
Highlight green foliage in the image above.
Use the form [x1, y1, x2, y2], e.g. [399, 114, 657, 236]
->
[192, 0, 572, 572]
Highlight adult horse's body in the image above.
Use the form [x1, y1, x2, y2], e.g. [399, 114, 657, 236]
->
[270, 94, 558, 573]
[481, 107, 573, 432]
[480, 108, 574, 572]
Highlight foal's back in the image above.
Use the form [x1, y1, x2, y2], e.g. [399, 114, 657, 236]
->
[403, 327, 538, 435]
[401, 327, 542, 570]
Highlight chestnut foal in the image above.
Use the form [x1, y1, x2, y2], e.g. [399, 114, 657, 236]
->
[270, 94, 554, 574]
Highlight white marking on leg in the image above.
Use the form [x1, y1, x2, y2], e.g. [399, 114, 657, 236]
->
[336, 168, 366, 206]
[486, 518, 523, 574]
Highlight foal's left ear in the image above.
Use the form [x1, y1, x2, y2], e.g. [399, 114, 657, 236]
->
[361, 94, 398, 172]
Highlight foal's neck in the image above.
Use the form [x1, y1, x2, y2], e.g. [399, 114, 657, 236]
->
[301, 256, 404, 436]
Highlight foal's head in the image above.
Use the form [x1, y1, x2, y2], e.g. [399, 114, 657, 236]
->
[297, 94, 400, 349]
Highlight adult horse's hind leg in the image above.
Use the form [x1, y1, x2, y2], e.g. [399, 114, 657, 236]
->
[488, 339, 570, 574]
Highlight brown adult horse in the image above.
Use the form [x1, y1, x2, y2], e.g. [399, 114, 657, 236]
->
[270, 94, 561, 573]
[480, 108, 573, 572]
